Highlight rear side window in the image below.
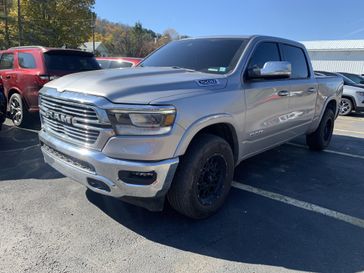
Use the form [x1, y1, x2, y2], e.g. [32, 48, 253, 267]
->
[281, 44, 309, 79]
[97, 60, 110, 69]
[248, 42, 281, 71]
[44, 52, 100, 74]
[18, 53, 36, 69]
[0, 53, 14, 69]
[110, 61, 133, 69]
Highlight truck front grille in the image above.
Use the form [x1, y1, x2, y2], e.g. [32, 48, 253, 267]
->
[39, 95, 108, 146]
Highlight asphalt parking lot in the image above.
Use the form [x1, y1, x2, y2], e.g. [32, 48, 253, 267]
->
[1, 114, 364, 273]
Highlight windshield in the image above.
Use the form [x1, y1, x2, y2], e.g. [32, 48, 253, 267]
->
[340, 72, 364, 84]
[140, 38, 248, 74]
[44, 52, 100, 74]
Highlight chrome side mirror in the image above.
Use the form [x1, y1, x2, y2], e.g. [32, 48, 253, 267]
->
[248, 61, 291, 79]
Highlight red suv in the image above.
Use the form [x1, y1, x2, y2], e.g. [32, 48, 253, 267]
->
[0, 46, 100, 127]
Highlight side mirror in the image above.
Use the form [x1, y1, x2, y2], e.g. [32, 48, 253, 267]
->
[248, 61, 291, 80]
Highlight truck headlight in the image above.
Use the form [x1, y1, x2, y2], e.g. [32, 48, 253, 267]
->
[356, 91, 364, 96]
[108, 106, 176, 135]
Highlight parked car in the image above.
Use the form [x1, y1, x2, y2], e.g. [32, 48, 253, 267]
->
[315, 71, 364, 115]
[339, 72, 364, 85]
[0, 88, 6, 130]
[0, 46, 100, 127]
[96, 57, 142, 69]
[39, 36, 342, 219]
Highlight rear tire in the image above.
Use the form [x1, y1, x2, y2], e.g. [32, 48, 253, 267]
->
[167, 134, 234, 219]
[306, 108, 335, 151]
[9, 93, 30, 127]
[339, 98, 353, 116]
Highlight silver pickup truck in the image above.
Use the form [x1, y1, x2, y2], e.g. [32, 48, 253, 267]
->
[39, 36, 343, 219]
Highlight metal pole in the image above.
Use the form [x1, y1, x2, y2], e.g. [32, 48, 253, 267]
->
[92, 12, 95, 54]
[4, 0, 10, 48]
[17, 0, 21, 46]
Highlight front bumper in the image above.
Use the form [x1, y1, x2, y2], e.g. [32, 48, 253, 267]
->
[39, 130, 179, 200]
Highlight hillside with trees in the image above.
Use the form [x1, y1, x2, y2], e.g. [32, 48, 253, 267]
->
[94, 19, 185, 57]
[0, 0, 185, 57]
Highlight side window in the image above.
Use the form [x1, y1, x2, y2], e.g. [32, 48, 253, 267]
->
[247, 42, 281, 72]
[110, 61, 133, 69]
[18, 53, 37, 69]
[97, 60, 109, 69]
[281, 44, 309, 79]
[0, 53, 14, 70]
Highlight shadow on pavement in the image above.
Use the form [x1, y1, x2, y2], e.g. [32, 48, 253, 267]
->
[349, 112, 364, 118]
[0, 123, 63, 180]
[86, 187, 364, 273]
[291, 133, 364, 157]
[85, 134, 364, 273]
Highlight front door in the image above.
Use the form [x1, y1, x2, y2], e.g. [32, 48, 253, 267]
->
[242, 42, 293, 156]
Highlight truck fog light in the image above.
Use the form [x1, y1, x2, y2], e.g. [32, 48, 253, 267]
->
[87, 178, 111, 192]
[118, 170, 157, 185]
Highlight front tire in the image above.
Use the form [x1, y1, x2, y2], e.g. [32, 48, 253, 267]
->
[9, 93, 30, 127]
[167, 134, 234, 219]
[306, 108, 335, 151]
[339, 98, 353, 116]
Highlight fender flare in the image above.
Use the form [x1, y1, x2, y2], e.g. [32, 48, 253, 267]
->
[173, 113, 238, 157]
[341, 94, 357, 109]
[308, 95, 339, 134]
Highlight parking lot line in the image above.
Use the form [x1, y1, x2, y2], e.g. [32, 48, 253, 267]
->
[0, 144, 40, 153]
[334, 128, 364, 135]
[339, 117, 364, 122]
[287, 142, 364, 160]
[232, 182, 364, 229]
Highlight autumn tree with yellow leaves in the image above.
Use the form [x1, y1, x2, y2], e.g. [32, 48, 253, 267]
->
[0, 0, 95, 48]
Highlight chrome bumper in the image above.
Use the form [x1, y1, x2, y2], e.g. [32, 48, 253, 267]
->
[39, 130, 179, 199]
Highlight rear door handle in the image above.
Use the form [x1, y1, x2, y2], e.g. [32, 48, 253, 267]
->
[307, 87, 316, 93]
[278, 90, 289, 97]
[5, 75, 11, 79]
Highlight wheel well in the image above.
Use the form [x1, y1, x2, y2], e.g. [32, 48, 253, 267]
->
[341, 95, 356, 109]
[8, 89, 20, 101]
[326, 99, 337, 113]
[7, 89, 28, 110]
[192, 123, 239, 164]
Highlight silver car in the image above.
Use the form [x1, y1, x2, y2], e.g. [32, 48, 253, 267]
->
[316, 71, 364, 115]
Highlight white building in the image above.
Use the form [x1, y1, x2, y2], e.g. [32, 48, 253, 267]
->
[301, 40, 364, 74]
[79, 42, 109, 57]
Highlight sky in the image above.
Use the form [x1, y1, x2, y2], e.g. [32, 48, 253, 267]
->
[95, 0, 364, 41]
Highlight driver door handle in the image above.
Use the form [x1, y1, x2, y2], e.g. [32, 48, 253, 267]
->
[307, 87, 316, 93]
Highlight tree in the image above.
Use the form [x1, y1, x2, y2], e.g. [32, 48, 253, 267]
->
[0, 0, 95, 48]
[0, 0, 17, 48]
[92, 19, 182, 58]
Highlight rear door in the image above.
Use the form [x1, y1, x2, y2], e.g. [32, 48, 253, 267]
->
[242, 42, 293, 156]
[17, 51, 42, 110]
[280, 43, 317, 136]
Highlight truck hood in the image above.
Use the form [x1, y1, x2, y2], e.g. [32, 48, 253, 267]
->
[45, 67, 228, 104]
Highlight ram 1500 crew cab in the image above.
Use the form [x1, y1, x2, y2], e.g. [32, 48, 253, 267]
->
[39, 36, 343, 219]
